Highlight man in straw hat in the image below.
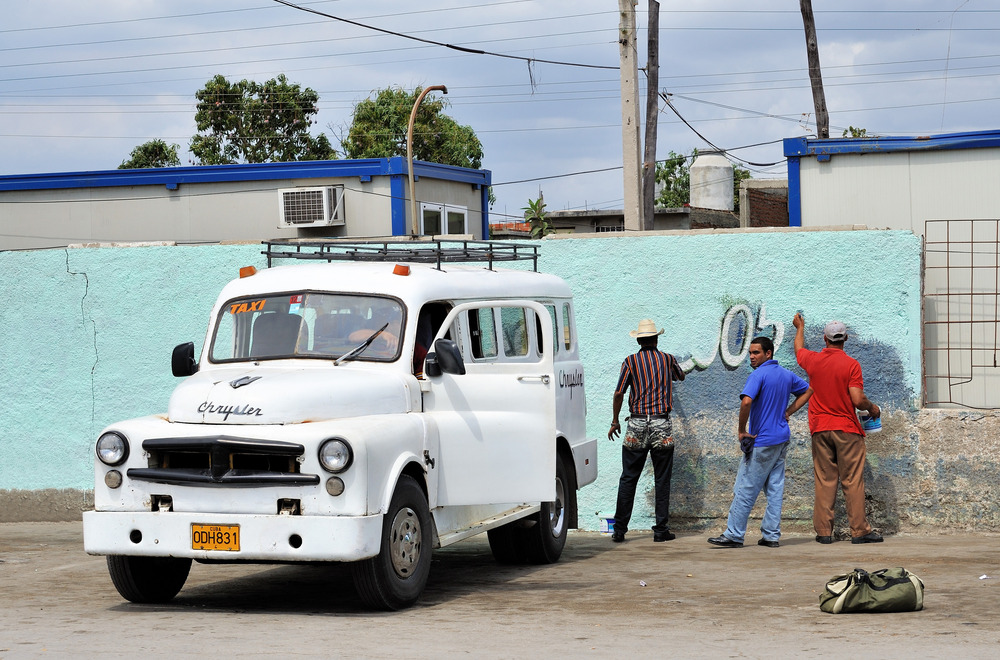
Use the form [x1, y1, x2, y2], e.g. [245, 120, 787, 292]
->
[793, 314, 883, 544]
[609, 319, 685, 543]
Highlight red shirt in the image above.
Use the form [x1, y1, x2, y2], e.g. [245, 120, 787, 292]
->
[796, 347, 865, 436]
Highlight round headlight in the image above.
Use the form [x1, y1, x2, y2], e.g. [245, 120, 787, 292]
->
[319, 438, 352, 473]
[96, 432, 129, 466]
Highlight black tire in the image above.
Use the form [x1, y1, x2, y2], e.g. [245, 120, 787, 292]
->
[352, 475, 432, 610]
[525, 455, 569, 564]
[487, 522, 528, 564]
[106, 555, 191, 604]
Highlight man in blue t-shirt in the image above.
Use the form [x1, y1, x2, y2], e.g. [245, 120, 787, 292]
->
[708, 336, 812, 548]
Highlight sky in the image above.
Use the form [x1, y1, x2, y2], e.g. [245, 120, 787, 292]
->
[2, 1, 999, 224]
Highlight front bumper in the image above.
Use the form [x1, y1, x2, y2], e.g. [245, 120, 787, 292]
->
[83, 510, 382, 562]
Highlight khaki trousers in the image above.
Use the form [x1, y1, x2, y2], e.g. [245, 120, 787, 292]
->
[811, 430, 872, 538]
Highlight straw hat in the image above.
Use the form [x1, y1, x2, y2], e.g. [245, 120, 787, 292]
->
[629, 319, 665, 338]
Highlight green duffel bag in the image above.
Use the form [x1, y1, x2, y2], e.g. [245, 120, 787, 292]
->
[819, 567, 924, 613]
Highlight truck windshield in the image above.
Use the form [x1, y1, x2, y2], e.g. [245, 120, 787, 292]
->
[209, 293, 405, 363]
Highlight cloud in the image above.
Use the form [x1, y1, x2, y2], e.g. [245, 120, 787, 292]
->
[2, 0, 999, 216]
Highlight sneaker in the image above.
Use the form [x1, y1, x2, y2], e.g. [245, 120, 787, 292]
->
[653, 531, 676, 542]
[815, 535, 833, 544]
[707, 535, 743, 548]
[611, 530, 625, 543]
[851, 531, 884, 544]
[757, 539, 779, 548]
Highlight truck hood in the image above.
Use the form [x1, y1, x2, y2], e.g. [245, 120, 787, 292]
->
[168, 365, 414, 424]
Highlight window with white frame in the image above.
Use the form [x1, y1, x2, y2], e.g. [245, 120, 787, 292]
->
[420, 203, 468, 236]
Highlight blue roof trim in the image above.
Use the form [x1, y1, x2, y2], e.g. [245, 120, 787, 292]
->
[0, 157, 490, 192]
[786, 154, 802, 227]
[783, 129, 1000, 158]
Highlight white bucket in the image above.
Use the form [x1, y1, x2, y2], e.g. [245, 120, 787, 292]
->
[859, 413, 882, 433]
[598, 517, 615, 534]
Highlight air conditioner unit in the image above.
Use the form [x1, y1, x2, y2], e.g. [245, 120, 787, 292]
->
[278, 186, 345, 228]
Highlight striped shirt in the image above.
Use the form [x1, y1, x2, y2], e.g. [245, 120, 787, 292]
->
[615, 347, 679, 415]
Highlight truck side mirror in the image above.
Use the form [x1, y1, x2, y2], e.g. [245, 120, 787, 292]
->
[426, 338, 465, 376]
[171, 342, 199, 377]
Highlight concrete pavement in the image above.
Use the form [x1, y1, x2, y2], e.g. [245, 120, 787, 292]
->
[1, 522, 998, 658]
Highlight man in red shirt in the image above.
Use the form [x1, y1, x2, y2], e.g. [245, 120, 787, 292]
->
[793, 314, 883, 544]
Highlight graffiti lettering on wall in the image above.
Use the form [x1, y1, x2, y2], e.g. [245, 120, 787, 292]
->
[678, 303, 784, 373]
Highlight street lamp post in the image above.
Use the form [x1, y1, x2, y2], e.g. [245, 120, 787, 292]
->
[407, 85, 447, 236]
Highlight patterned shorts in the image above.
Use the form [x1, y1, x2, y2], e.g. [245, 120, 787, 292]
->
[623, 416, 674, 450]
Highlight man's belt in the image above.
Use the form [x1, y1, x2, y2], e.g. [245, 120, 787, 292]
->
[629, 413, 670, 420]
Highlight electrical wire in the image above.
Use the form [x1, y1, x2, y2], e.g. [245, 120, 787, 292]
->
[659, 92, 784, 167]
[269, 0, 618, 71]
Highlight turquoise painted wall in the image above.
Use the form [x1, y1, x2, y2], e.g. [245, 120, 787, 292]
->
[0, 244, 265, 491]
[541, 230, 923, 532]
[4, 230, 962, 533]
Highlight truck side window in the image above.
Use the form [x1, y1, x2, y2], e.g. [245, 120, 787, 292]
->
[544, 304, 557, 355]
[500, 307, 529, 357]
[562, 302, 573, 350]
[468, 308, 498, 359]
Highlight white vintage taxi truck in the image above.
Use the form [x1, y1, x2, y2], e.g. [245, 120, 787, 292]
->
[83, 240, 596, 610]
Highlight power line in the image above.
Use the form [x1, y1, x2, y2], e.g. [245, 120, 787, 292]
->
[659, 93, 784, 168]
[269, 0, 618, 71]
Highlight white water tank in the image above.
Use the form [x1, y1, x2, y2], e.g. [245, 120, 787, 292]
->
[690, 152, 734, 211]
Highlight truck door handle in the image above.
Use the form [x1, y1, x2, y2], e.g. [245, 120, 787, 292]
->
[518, 375, 550, 384]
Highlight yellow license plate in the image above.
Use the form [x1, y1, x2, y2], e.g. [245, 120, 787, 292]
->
[191, 524, 240, 551]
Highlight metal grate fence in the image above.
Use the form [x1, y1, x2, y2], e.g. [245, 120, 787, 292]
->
[924, 219, 1000, 408]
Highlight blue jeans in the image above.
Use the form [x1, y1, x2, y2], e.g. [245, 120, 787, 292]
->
[721, 441, 789, 543]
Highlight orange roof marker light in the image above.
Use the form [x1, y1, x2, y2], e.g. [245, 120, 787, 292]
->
[393, 264, 410, 276]
[239, 266, 257, 278]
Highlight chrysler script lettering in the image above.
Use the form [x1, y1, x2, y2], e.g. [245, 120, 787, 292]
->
[198, 401, 263, 420]
[558, 369, 584, 399]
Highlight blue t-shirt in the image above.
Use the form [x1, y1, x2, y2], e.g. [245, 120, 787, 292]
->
[740, 359, 810, 447]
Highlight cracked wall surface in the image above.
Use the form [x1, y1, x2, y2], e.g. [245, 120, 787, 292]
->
[2, 231, 997, 532]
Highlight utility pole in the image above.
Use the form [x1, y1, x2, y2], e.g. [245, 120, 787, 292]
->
[641, 1, 660, 231]
[618, 0, 642, 230]
[799, 0, 829, 138]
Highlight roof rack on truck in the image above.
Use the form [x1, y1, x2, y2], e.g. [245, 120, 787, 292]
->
[262, 239, 539, 272]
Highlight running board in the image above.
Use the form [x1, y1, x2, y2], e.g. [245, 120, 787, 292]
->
[434, 504, 541, 548]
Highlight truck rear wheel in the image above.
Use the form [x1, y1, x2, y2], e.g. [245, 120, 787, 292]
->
[106, 555, 191, 604]
[352, 475, 432, 610]
[488, 455, 569, 565]
[525, 454, 569, 564]
[487, 523, 528, 564]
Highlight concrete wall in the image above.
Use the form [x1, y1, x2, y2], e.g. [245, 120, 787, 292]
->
[2, 228, 996, 534]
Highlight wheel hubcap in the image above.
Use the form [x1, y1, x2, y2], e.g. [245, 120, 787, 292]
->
[548, 475, 566, 537]
[389, 506, 421, 578]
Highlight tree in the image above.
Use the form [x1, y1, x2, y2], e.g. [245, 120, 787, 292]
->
[340, 87, 483, 169]
[190, 74, 336, 165]
[523, 197, 552, 239]
[653, 151, 691, 209]
[119, 139, 181, 169]
[842, 126, 869, 138]
[654, 150, 751, 212]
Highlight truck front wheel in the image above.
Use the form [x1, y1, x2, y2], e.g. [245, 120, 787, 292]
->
[352, 475, 432, 610]
[106, 555, 191, 604]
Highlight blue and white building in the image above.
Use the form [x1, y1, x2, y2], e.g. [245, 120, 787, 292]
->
[0, 157, 491, 251]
